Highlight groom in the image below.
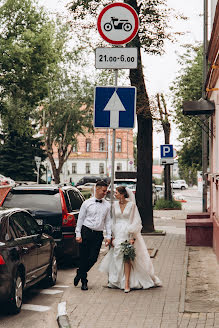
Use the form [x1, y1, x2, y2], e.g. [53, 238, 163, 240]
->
[74, 180, 111, 290]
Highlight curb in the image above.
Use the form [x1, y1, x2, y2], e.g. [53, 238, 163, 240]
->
[142, 231, 166, 236]
[57, 302, 71, 328]
[179, 247, 189, 313]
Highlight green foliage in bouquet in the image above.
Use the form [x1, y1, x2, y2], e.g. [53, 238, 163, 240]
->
[121, 240, 136, 262]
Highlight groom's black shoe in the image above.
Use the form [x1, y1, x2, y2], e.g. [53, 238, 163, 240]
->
[74, 270, 81, 287]
[81, 281, 88, 291]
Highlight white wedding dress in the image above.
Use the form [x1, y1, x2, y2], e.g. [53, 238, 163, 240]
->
[99, 200, 162, 290]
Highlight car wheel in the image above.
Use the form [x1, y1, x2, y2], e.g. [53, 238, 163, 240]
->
[9, 271, 23, 314]
[46, 254, 57, 287]
[181, 186, 185, 190]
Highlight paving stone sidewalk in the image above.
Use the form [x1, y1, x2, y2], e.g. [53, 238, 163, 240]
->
[59, 211, 219, 328]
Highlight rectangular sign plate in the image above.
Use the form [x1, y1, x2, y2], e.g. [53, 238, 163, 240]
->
[95, 48, 137, 69]
[94, 86, 136, 129]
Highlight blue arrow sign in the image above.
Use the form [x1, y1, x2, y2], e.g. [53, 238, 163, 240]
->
[94, 86, 136, 128]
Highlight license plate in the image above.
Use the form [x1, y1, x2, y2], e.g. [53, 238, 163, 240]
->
[36, 219, 43, 225]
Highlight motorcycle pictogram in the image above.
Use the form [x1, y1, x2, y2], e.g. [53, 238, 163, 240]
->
[103, 17, 132, 32]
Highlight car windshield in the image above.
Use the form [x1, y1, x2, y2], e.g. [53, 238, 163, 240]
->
[3, 190, 62, 212]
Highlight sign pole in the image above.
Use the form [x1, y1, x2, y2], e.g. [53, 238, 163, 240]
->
[110, 69, 118, 216]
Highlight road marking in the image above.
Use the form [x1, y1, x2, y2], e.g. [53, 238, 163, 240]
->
[57, 302, 67, 317]
[22, 304, 51, 312]
[52, 285, 69, 288]
[40, 289, 63, 295]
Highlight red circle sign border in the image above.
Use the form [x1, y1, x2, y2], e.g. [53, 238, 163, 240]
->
[97, 3, 139, 45]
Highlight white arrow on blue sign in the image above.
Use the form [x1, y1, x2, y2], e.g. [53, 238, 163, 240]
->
[94, 86, 136, 129]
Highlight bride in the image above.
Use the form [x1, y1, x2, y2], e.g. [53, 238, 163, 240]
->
[99, 186, 162, 293]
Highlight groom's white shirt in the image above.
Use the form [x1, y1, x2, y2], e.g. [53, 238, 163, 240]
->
[75, 197, 111, 239]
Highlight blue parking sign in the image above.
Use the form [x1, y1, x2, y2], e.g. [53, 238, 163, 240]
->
[160, 145, 173, 158]
[160, 145, 174, 165]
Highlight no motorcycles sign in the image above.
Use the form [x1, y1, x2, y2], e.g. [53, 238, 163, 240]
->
[97, 3, 139, 45]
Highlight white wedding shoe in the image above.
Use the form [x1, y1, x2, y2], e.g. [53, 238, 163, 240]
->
[124, 288, 130, 293]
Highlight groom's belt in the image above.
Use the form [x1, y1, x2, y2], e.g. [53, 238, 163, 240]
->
[82, 225, 103, 234]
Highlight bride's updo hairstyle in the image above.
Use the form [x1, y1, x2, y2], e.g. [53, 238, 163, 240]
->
[116, 186, 128, 198]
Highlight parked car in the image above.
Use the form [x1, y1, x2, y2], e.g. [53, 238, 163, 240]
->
[0, 174, 15, 187]
[75, 176, 110, 187]
[152, 184, 159, 206]
[1, 184, 85, 261]
[76, 182, 96, 193]
[171, 180, 188, 190]
[155, 185, 165, 199]
[0, 208, 57, 314]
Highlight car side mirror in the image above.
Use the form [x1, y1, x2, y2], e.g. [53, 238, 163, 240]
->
[43, 224, 53, 235]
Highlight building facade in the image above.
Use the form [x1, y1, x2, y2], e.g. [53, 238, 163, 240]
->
[207, 0, 219, 260]
[47, 128, 134, 184]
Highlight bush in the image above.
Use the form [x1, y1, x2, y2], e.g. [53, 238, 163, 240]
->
[154, 198, 182, 210]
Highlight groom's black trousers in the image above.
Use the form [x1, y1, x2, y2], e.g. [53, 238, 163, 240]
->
[78, 225, 104, 282]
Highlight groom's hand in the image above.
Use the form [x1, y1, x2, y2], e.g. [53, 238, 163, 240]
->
[76, 237, 82, 243]
[105, 239, 111, 246]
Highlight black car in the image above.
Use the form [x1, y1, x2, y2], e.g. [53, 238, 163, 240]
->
[75, 176, 110, 187]
[0, 208, 57, 314]
[1, 184, 85, 261]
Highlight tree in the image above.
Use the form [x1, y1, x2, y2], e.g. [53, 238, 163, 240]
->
[0, 0, 64, 180]
[170, 45, 203, 183]
[0, 0, 61, 110]
[156, 93, 172, 200]
[40, 61, 95, 183]
[68, 0, 171, 232]
[0, 123, 46, 181]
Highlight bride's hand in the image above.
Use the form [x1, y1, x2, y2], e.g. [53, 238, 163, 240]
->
[129, 239, 135, 245]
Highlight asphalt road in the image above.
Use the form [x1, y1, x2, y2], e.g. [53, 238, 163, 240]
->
[173, 187, 202, 212]
[0, 262, 76, 328]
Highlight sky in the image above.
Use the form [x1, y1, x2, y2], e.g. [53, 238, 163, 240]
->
[39, 0, 204, 158]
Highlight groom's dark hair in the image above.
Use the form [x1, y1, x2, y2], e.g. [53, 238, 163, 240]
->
[96, 180, 108, 188]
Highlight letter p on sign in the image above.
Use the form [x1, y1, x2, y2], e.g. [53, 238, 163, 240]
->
[163, 146, 171, 156]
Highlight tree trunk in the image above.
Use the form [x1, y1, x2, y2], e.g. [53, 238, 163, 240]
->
[128, 45, 153, 232]
[136, 115, 154, 232]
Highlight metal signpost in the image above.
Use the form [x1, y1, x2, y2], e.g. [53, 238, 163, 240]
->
[96, 2, 139, 211]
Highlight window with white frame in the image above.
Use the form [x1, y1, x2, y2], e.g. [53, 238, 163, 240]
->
[86, 139, 91, 152]
[86, 163, 90, 174]
[72, 144, 77, 152]
[116, 163, 122, 171]
[72, 163, 77, 174]
[99, 163, 104, 174]
[99, 138, 105, 152]
[116, 138, 122, 152]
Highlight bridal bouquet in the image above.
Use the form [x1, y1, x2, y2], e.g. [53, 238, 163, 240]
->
[121, 240, 136, 262]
